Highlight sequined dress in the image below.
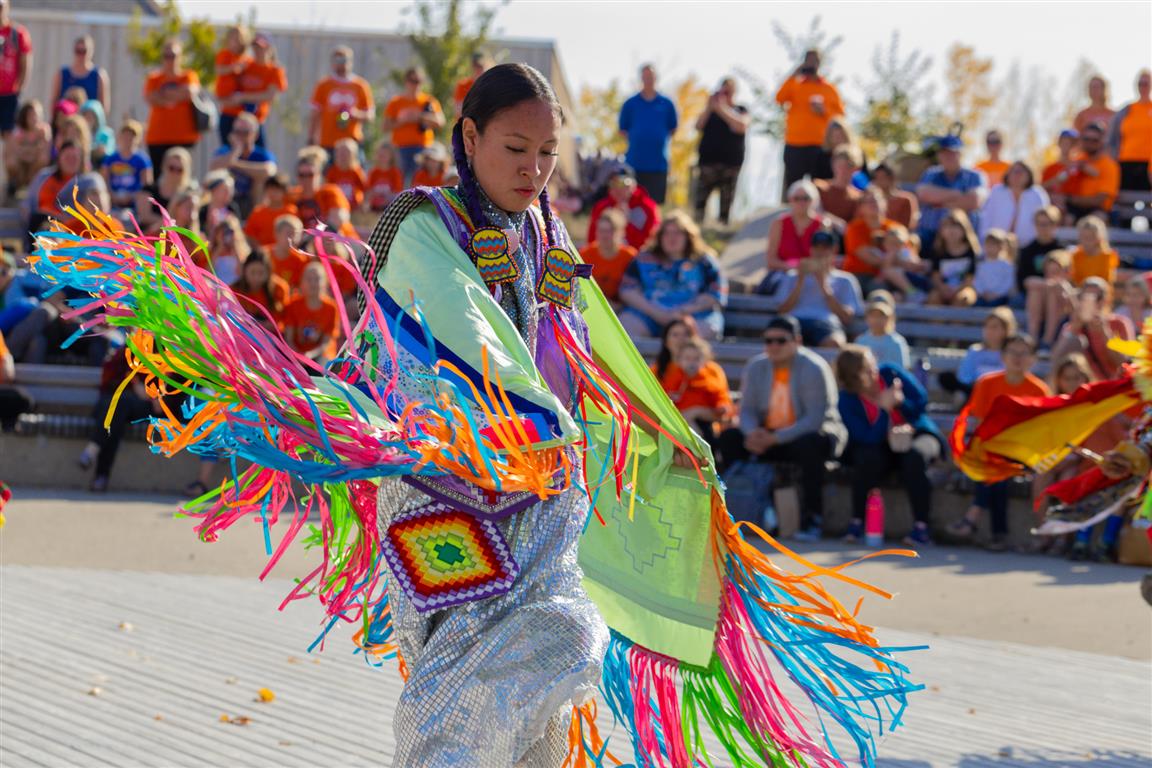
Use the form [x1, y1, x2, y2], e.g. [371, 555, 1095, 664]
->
[377, 193, 609, 767]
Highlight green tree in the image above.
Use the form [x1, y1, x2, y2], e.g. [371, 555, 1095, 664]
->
[127, 0, 220, 86]
[573, 81, 627, 156]
[855, 31, 943, 156]
[403, 0, 503, 123]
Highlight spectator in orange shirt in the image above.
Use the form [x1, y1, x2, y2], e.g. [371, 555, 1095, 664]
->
[308, 46, 375, 153]
[774, 49, 844, 199]
[290, 146, 355, 239]
[1067, 215, 1119, 286]
[267, 214, 308, 290]
[1064, 122, 1120, 219]
[453, 53, 490, 115]
[283, 261, 341, 363]
[214, 24, 252, 146]
[411, 142, 455, 188]
[231, 249, 289, 330]
[1073, 75, 1115, 134]
[225, 34, 287, 149]
[1041, 129, 1081, 210]
[366, 139, 403, 212]
[579, 207, 636, 304]
[870, 163, 919, 230]
[842, 188, 898, 291]
[661, 336, 733, 445]
[325, 137, 367, 207]
[1106, 69, 1152, 192]
[975, 129, 1010, 187]
[143, 39, 202, 171]
[243, 173, 297, 248]
[948, 333, 1051, 550]
[383, 67, 445, 185]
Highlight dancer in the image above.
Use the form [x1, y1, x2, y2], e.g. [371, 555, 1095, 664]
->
[31, 64, 918, 767]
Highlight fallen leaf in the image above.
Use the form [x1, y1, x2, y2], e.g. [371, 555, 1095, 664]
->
[233, 716, 252, 726]
[278, 740, 293, 747]
[87, 687, 103, 696]
[967, 708, 976, 715]
[257, 688, 275, 703]
[224, 676, 238, 685]
[154, 714, 163, 721]
[929, 685, 941, 692]
[219, 713, 230, 723]
[286, 656, 301, 664]
[118, 622, 134, 632]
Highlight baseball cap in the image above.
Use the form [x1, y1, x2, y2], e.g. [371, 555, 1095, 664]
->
[811, 230, 837, 247]
[763, 315, 801, 340]
[1058, 128, 1079, 141]
[937, 135, 964, 151]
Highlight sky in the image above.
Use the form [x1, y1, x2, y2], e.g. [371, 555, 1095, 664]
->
[180, 0, 1151, 100]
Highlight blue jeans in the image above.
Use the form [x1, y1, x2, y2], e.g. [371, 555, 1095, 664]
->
[397, 146, 424, 187]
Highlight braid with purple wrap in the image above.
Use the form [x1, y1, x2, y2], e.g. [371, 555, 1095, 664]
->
[450, 120, 489, 231]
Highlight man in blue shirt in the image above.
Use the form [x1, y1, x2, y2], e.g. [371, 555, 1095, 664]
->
[915, 135, 987, 248]
[618, 64, 678, 204]
[209, 112, 277, 219]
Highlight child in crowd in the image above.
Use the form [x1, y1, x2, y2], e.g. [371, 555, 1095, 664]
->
[938, 307, 1016, 403]
[282, 261, 340, 364]
[579, 208, 636, 304]
[878, 225, 930, 302]
[4, 100, 52, 195]
[1016, 206, 1062, 295]
[412, 143, 455, 187]
[243, 174, 298, 248]
[366, 140, 404, 212]
[101, 119, 153, 215]
[1024, 249, 1074, 349]
[206, 216, 248, 286]
[948, 333, 1051, 551]
[231, 249, 289, 330]
[1068, 215, 1119, 286]
[855, 293, 910, 369]
[267, 214, 309, 290]
[925, 209, 978, 307]
[973, 229, 1017, 307]
[1115, 275, 1152, 329]
[659, 335, 732, 445]
[325, 137, 367, 209]
[200, 171, 240, 234]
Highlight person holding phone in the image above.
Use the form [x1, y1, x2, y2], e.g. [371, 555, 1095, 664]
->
[774, 49, 844, 200]
[1051, 277, 1134, 380]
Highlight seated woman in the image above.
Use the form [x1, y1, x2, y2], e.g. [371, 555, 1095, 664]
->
[763, 178, 833, 274]
[231, 249, 289, 331]
[1051, 277, 1134, 380]
[618, 211, 728, 340]
[978, 161, 1049, 247]
[924, 208, 979, 307]
[656, 334, 733, 445]
[835, 345, 944, 547]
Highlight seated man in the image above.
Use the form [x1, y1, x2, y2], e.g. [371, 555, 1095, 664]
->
[717, 315, 847, 540]
[765, 229, 863, 348]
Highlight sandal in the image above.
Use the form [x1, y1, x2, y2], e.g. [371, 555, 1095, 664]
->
[183, 480, 208, 498]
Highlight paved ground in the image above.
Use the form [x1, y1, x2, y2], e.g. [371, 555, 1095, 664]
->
[1, 488, 1150, 767]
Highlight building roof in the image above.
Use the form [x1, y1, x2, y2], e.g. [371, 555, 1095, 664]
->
[15, 0, 162, 16]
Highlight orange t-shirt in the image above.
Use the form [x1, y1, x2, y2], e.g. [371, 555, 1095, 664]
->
[968, 371, 1051, 421]
[975, 159, 1010, 187]
[215, 49, 252, 116]
[774, 75, 844, 147]
[660, 361, 733, 415]
[1070, 154, 1120, 210]
[243, 202, 299, 247]
[579, 242, 636, 301]
[764, 366, 796, 431]
[37, 172, 72, 214]
[411, 167, 447, 187]
[1041, 161, 1079, 196]
[311, 76, 374, 147]
[269, 247, 311, 291]
[233, 276, 290, 324]
[0, 329, 9, 367]
[326, 165, 368, 207]
[1117, 100, 1152, 162]
[842, 217, 898, 277]
[384, 93, 442, 149]
[236, 62, 287, 123]
[366, 166, 404, 209]
[283, 295, 340, 358]
[1068, 247, 1120, 286]
[290, 184, 351, 216]
[145, 69, 201, 146]
[454, 77, 475, 107]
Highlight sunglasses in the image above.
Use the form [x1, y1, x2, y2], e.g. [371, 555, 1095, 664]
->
[232, 129, 252, 137]
[74, 47, 87, 55]
[162, 51, 177, 59]
[763, 336, 792, 346]
[166, 165, 184, 172]
[789, 195, 811, 202]
[298, 169, 315, 177]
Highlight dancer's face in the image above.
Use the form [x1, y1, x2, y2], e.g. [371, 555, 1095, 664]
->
[462, 99, 560, 214]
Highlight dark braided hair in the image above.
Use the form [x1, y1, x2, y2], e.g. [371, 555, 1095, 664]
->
[450, 62, 564, 244]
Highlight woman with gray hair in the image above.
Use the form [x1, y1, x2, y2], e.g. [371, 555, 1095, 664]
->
[764, 177, 833, 274]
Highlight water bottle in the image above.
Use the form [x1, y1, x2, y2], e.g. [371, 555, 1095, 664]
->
[916, 356, 931, 390]
[864, 490, 885, 547]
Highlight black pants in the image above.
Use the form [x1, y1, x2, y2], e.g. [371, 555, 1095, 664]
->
[717, 428, 834, 528]
[147, 143, 196, 175]
[0, 386, 35, 431]
[937, 371, 972, 398]
[635, 171, 668, 205]
[695, 163, 742, 223]
[974, 480, 1010, 535]
[91, 391, 153, 479]
[781, 144, 824, 200]
[1120, 161, 1151, 192]
[847, 435, 939, 524]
